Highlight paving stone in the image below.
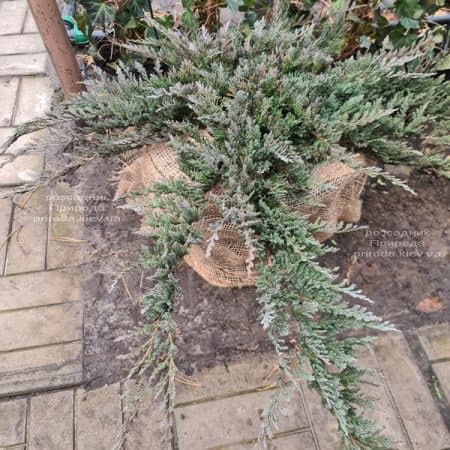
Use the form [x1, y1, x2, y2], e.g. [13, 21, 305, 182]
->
[5, 188, 48, 274]
[0, 268, 82, 312]
[0, 127, 14, 148]
[7, 190, 47, 273]
[0, 198, 12, 275]
[300, 384, 340, 450]
[0, 33, 45, 55]
[29, 390, 73, 449]
[3, 129, 48, 156]
[432, 361, 450, 403]
[75, 383, 123, 450]
[373, 332, 450, 450]
[0, 302, 82, 352]
[0, 398, 26, 447]
[358, 347, 410, 449]
[0, 153, 44, 187]
[0, 53, 47, 77]
[0, 78, 20, 126]
[229, 431, 317, 450]
[123, 381, 161, 450]
[0, 341, 82, 396]
[13, 77, 53, 125]
[270, 432, 316, 450]
[0, 0, 28, 36]
[175, 388, 309, 449]
[176, 354, 278, 405]
[302, 343, 416, 450]
[47, 182, 85, 269]
[23, 10, 38, 34]
[417, 323, 450, 362]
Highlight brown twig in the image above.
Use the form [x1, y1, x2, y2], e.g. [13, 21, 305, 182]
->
[122, 276, 135, 303]
[15, 191, 34, 213]
[0, 226, 23, 251]
[14, 225, 26, 253]
[139, 270, 144, 294]
[260, 364, 278, 386]
[50, 237, 86, 243]
[0, 161, 83, 200]
[175, 375, 202, 388]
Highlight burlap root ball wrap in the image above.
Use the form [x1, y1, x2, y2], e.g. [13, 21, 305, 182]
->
[115, 143, 367, 288]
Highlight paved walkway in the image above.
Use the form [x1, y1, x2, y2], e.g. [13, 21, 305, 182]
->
[417, 324, 450, 404]
[0, 2, 449, 449]
[0, 0, 50, 147]
[172, 332, 450, 450]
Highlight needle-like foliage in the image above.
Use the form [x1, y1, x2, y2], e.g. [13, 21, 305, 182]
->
[11, 5, 449, 448]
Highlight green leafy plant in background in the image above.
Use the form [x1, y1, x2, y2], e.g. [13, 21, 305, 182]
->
[76, 0, 253, 69]
[74, 0, 450, 70]
[336, 0, 448, 57]
[74, 0, 171, 69]
[8, 3, 450, 448]
[379, 0, 445, 47]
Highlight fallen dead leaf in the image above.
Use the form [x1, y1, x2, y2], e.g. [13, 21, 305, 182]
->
[415, 295, 443, 314]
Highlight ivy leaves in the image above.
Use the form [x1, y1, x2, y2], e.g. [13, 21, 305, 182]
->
[345, 0, 446, 51]
[395, 0, 425, 19]
[80, 0, 149, 29]
[387, 0, 433, 47]
[82, 0, 116, 25]
[180, 0, 195, 30]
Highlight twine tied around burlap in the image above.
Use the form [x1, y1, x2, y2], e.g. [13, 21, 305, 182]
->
[114, 143, 367, 288]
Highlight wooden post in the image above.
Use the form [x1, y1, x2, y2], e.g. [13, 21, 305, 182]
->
[27, 0, 86, 97]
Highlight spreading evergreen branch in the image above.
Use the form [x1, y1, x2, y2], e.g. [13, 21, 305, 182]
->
[16, 6, 449, 449]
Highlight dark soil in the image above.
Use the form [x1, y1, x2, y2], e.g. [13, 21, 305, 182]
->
[72, 158, 449, 403]
[72, 157, 270, 386]
[67, 157, 146, 388]
[174, 270, 270, 376]
[322, 170, 450, 428]
[323, 171, 450, 328]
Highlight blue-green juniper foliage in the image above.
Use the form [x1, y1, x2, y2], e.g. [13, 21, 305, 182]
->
[10, 6, 449, 449]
